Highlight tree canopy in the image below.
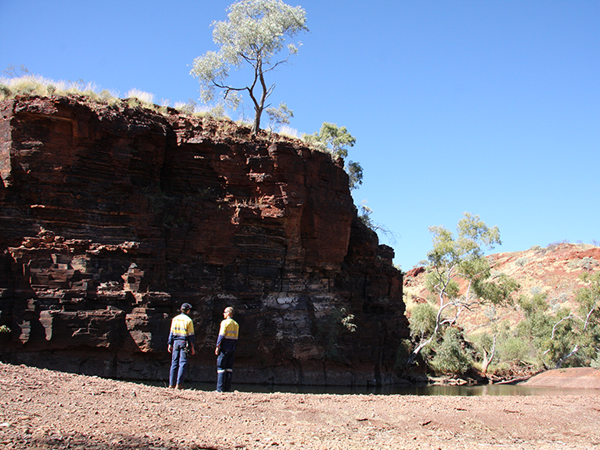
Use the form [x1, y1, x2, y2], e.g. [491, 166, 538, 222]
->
[190, 0, 308, 135]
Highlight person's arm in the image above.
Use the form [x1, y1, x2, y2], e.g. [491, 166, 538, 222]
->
[215, 334, 222, 355]
[167, 323, 174, 352]
[215, 322, 224, 355]
[187, 319, 196, 355]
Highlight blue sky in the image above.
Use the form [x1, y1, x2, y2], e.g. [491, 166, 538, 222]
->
[1, 0, 599, 269]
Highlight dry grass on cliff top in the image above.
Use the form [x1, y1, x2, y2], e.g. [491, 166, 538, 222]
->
[2, 362, 600, 450]
[0, 75, 311, 146]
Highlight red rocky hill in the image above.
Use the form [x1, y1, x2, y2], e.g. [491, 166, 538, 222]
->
[403, 242, 600, 334]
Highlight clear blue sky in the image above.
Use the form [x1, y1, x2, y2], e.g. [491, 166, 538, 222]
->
[2, 0, 599, 269]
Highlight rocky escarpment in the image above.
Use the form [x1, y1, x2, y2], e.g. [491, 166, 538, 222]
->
[0, 95, 408, 386]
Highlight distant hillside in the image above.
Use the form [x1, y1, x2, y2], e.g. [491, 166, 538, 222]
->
[403, 243, 600, 335]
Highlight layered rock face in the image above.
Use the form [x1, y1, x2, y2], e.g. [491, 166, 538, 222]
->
[0, 95, 408, 385]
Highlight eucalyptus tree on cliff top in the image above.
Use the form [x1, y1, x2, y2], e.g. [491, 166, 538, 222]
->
[191, 0, 308, 136]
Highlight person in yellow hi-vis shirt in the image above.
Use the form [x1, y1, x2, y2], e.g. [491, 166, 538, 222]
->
[167, 303, 195, 389]
[215, 306, 239, 392]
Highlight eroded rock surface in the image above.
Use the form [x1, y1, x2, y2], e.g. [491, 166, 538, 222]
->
[0, 95, 408, 385]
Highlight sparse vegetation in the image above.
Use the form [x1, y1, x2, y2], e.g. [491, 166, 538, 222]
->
[0, 74, 111, 103]
[303, 123, 363, 190]
[0, 73, 211, 118]
[319, 307, 357, 361]
[126, 88, 154, 105]
[567, 257, 598, 270]
[265, 102, 293, 135]
[516, 257, 528, 267]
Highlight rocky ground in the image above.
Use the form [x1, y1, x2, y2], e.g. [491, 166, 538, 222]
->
[1, 363, 599, 450]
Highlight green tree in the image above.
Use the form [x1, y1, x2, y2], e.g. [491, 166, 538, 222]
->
[409, 303, 438, 342]
[190, 0, 308, 136]
[407, 213, 519, 365]
[514, 275, 600, 370]
[303, 122, 356, 157]
[431, 327, 473, 375]
[303, 123, 363, 190]
[470, 331, 498, 374]
[515, 292, 555, 367]
[547, 272, 600, 368]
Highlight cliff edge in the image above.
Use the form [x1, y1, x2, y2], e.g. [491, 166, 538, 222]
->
[0, 95, 408, 385]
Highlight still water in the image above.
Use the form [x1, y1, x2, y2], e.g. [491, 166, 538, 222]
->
[151, 381, 598, 396]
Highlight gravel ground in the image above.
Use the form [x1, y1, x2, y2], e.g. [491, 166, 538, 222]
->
[1, 362, 599, 450]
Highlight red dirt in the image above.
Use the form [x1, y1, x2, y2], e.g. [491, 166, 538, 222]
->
[1, 363, 600, 449]
[524, 367, 600, 390]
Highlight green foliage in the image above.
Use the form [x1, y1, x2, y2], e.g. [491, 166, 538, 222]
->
[175, 99, 198, 115]
[0, 325, 11, 333]
[303, 123, 363, 190]
[430, 328, 472, 375]
[395, 339, 414, 370]
[0, 83, 11, 98]
[340, 309, 357, 333]
[425, 213, 517, 310]
[190, 0, 308, 135]
[265, 102, 293, 133]
[358, 203, 374, 228]
[511, 274, 600, 369]
[346, 161, 363, 190]
[470, 332, 495, 361]
[591, 351, 600, 369]
[319, 307, 357, 361]
[303, 122, 356, 158]
[498, 336, 530, 364]
[409, 303, 438, 340]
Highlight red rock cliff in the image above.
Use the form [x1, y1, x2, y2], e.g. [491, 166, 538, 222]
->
[0, 95, 408, 385]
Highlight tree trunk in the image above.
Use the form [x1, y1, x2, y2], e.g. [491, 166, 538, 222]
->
[555, 344, 579, 369]
[251, 107, 262, 136]
[481, 335, 497, 375]
[407, 336, 434, 366]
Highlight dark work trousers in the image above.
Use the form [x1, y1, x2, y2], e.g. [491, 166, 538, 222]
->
[169, 340, 189, 387]
[216, 350, 235, 392]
